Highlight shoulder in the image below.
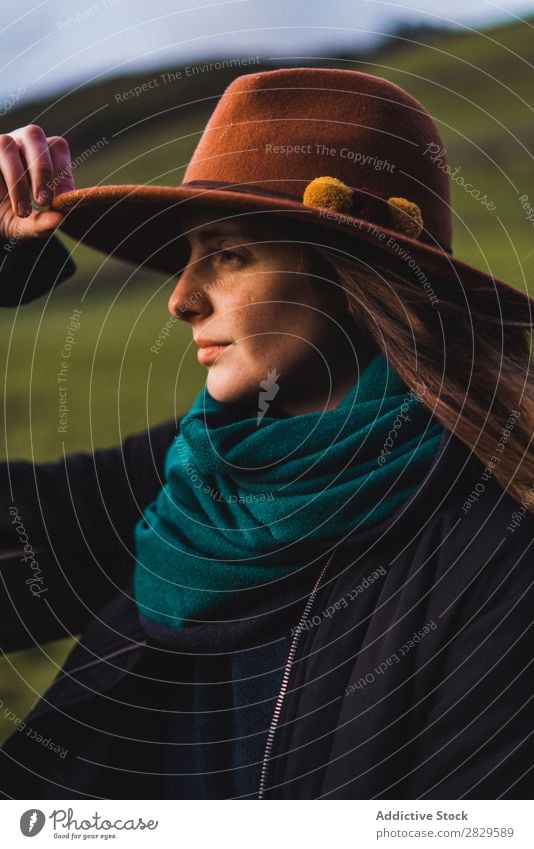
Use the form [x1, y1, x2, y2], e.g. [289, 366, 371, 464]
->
[119, 416, 179, 475]
[412, 430, 533, 555]
[452, 460, 533, 556]
[420, 459, 534, 606]
[87, 416, 180, 508]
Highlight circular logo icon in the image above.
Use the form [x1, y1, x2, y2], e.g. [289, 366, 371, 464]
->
[20, 809, 46, 837]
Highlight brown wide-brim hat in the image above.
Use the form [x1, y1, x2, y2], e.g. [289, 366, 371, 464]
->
[50, 66, 525, 303]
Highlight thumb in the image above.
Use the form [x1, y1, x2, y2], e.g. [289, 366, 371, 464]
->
[14, 208, 66, 239]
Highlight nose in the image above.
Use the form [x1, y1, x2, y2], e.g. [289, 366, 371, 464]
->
[167, 257, 209, 320]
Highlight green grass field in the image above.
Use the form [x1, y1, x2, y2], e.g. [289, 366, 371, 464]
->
[0, 279, 209, 745]
[1, 16, 533, 746]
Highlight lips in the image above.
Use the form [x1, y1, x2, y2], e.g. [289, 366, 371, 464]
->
[196, 342, 231, 365]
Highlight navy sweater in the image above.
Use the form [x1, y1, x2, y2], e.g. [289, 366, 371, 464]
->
[150, 627, 293, 799]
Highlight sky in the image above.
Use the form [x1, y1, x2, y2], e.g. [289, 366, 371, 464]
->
[1, 0, 533, 107]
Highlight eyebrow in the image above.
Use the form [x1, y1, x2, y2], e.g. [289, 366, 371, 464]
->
[190, 226, 270, 243]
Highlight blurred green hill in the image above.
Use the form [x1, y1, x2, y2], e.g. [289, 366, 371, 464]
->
[1, 17, 533, 746]
[1, 18, 532, 458]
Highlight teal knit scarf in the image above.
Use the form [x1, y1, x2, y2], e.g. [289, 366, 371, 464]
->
[133, 352, 443, 633]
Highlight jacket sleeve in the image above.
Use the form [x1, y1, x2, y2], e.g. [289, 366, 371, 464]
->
[0, 417, 179, 653]
[0, 231, 76, 306]
[406, 514, 534, 799]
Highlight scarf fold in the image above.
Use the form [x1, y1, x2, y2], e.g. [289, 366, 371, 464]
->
[133, 352, 444, 634]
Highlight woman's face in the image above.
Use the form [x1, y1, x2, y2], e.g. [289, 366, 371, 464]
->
[168, 208, 375, 415]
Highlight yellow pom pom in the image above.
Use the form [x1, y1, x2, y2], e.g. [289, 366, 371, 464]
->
[303, 176, 353, 212]
[387, 197, 423, 238]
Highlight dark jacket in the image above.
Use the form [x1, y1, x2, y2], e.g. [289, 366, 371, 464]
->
[1, 235, 533, 800]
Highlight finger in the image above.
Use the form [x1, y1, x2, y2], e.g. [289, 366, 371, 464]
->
[47, 135, 75, 197]
[0, 134, 32, 216]
[13, 124, 55, 206]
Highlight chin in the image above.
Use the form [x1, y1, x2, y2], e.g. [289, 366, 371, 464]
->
[206, 366, 258, 407]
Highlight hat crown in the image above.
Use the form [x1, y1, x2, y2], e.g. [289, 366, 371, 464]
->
[184, 67, 452, 250]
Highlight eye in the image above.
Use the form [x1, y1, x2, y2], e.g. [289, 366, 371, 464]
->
[218, 248, 244, 264]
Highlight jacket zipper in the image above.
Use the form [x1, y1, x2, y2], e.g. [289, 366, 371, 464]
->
[257, 545, 338, 799]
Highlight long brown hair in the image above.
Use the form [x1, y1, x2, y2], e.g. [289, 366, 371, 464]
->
[306, 239, 534, 514]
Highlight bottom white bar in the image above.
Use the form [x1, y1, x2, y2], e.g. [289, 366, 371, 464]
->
[1, 799, 533, 847]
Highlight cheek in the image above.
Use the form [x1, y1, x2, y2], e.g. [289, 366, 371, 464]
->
[221, 272, 334, 354]
[242, 318, 331, 374]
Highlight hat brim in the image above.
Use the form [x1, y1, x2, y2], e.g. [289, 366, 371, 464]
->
[50, 184, 525, 304]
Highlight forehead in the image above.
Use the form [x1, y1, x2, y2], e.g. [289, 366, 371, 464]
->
[182, 208, 282, 243]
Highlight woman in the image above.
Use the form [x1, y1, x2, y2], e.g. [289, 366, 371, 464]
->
[0, 67, 533, 800]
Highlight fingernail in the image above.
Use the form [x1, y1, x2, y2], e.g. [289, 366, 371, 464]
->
[36, 188, 50, 204]
[17, 202, 32, 218]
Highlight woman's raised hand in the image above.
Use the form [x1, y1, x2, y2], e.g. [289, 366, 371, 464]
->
[0, 124, 76, 243]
